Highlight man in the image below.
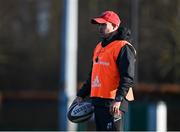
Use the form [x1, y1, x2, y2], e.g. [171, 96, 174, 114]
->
[74, 11, 136, 131]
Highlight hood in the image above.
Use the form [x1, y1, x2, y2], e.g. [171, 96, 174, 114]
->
[116, 27, 132, 43]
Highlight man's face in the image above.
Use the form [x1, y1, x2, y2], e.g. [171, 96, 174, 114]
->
[98, 22, 118, 38]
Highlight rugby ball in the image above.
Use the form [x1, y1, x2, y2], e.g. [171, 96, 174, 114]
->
[67, 101, 94, 123]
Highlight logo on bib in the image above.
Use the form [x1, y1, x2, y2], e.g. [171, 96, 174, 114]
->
[92, 75, 101, 88]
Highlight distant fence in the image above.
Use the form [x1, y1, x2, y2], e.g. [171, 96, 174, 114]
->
[0, 83, 180, 130]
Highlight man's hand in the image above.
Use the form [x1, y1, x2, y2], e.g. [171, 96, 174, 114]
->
[73, 96, 83, 104]
[110, 101, 122, 116]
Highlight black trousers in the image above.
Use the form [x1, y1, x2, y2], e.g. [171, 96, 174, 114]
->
[94, 105, 125, 131]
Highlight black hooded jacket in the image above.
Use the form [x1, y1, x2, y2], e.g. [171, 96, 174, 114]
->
[77, 27, 136, 111]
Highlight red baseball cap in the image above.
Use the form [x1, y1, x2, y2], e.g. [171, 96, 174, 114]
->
[91, 11, 121, 27]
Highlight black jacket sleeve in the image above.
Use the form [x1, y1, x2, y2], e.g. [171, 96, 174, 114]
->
[115, 44, 136, 102]
[76, 63, 92, 98]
